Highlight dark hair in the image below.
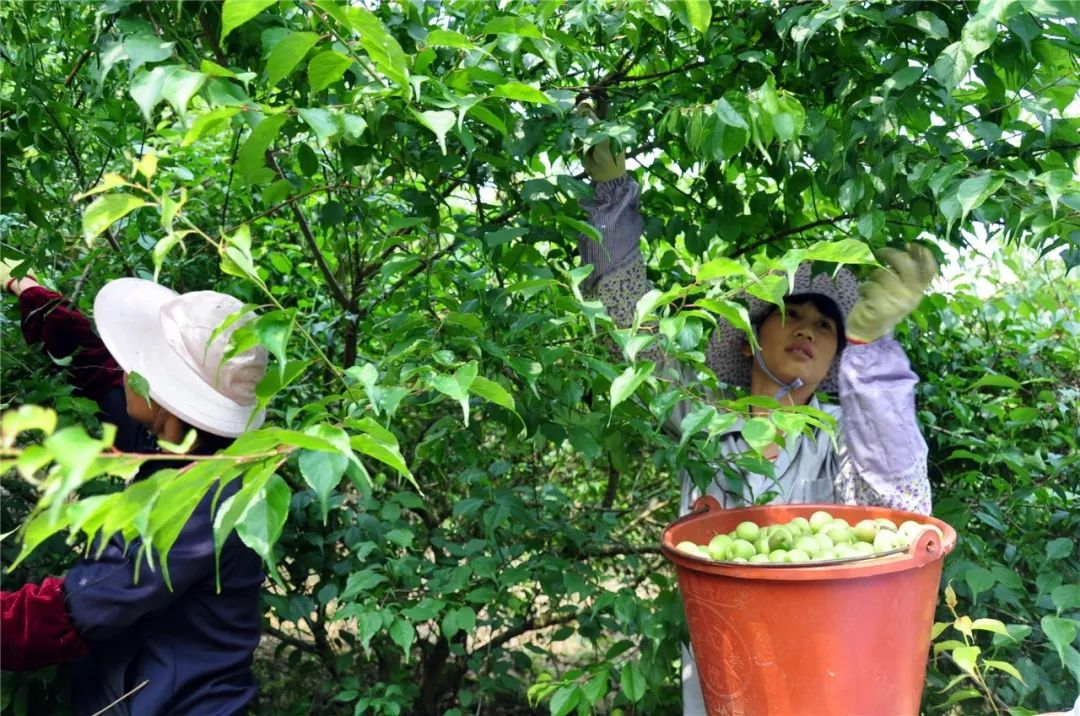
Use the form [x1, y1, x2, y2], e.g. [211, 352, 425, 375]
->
[758, 293, 846, 350]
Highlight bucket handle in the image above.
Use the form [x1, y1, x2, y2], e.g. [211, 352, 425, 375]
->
[906, 525, 944, 568]
[691, 495, 723, 514]
[663, 495, 723, 534]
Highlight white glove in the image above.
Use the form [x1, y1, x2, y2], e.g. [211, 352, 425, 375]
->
[846, 244, 938, 343]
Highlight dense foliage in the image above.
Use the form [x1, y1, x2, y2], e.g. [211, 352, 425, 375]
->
[1, 1, 1078, 714]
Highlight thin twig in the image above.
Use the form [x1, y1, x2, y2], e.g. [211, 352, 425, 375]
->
[89, 679, 149, 716]
[265, 152, 356, 311]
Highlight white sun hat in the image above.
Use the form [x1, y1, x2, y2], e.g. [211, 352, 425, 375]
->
[93, 278, 268, 437]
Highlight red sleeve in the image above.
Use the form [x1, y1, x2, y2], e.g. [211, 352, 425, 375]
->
[18, 286, 123, 400]
[1, 577, 90, 671]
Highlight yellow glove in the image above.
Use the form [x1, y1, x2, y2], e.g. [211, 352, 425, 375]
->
[576, 100, 626, 183]
[846, 244, 938, 343]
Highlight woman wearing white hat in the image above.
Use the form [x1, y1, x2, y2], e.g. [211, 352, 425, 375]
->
[578, 126, 937, 712]
[1, 264, 268, 716]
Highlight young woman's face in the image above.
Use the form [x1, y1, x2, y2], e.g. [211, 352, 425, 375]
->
[751, 301, 840, 391]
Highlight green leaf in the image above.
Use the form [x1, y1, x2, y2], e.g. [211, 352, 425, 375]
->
[441, 606, 477, 638]
[961, 14, 998, 58]
[413, 109, 456, 155]
[741, 417, 777, 454]
[492, 81, 551, 104]
[183, 106, 242, 146]
[349, 433, 412, 481]
[430, 362, 478, 425]
[126, 371, 152, 406]
[983, 659, 1026, 684]
[555, 214, 602, 244]
[932, 42, 974, 91]
[221, 0, 277, 43]
[255, 309, 295, 378]
[469, 375, 517, 414]
[160, 68, 206, 121]
[298, 449, 347, 523]
[480, 16, 543, 38]
[685, 0, 712, 34]
[238, 113, 288, 186]
[609, 363, 654, 414]
[697, 256, 749, 281]
[339, 6, 410, 96]
[123, 33, 175, 74]
[340, 568, 387, 601]
[307, 49, 352, 93]
[1, 405, 57, 449]
[971, 618, 1011, 638]
[802, 239, 877, 265]
[266, 31, 321, 87]
[213, 460, 278, 568]
[952, 645, 981, 675]
[1047, 537, 1074, 560]
[955, 172, 1005, 221]
[549, 686, 581, 716]
[82, 193, 151, 243]
[965, 565, 996, 601]
[884, 66, 923, 94]
[970, 373, 1022, 390]
[235, 473, 291, 571]
[298, 107, 342, 142]
[1052, 584, 1080, 612]
[581, 670, 609, 704]
[426, 29, 475, 49]
[1041, 616, 1078, 666]
[907, 11, 950, 38]
[619, 661, 645, 702]
[940, 688, 982, 707]
[389, 618, 415, 662]
[696, 298, 755, 348]
[468, 104, 507, 136]
[130, 66, 170, 123]
[9, 508, 70, 570]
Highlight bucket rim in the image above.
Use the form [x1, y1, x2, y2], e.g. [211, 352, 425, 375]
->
[661, 501, 957, 581]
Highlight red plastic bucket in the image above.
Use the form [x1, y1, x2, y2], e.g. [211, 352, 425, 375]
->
[661, 497, 957, 716]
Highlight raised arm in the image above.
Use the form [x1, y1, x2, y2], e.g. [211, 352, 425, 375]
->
[6, 274, 123, 401]
[580, 175, 651, 324]
[831, 246, 938, 514]
[833, 337, 931, 514]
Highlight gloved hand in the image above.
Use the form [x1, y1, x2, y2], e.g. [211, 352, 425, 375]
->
[846, 244, 938, 343]
[576, 100, 625, 183]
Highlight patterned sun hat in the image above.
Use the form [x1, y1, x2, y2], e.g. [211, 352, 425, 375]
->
[704, 263, 860, 394]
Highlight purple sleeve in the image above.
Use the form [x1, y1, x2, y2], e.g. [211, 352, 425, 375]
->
[836, 336, 931, 514]
[580, 175, 645, 293]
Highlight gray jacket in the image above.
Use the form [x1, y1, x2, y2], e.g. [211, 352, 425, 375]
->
[581, 176, 931, 517]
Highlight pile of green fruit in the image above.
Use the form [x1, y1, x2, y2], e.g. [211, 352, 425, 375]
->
[674, 511, 939, 565]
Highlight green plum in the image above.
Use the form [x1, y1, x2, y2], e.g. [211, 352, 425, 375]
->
[809, 510, 834, 533]
[735, 521, 761, 542]
[854, 519, 879, 543]
[707, 534, 733, 561]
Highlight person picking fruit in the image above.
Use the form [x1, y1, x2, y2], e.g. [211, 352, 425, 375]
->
[1, 258, 267, 716]
[574, 102, 936, 714]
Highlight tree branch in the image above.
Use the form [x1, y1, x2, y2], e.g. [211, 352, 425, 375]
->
[266, 152, 356, 311]
[476, 611, 583, 653]
[263, 624, 318, 653]
[733, 214, 852, 257]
